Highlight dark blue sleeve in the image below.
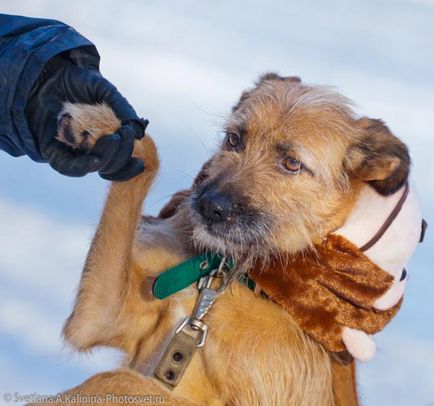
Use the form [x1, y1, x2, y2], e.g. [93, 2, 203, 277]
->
[0, 14, 100, 161]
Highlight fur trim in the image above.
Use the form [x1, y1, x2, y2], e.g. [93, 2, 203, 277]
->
[250, 234, 401, 353]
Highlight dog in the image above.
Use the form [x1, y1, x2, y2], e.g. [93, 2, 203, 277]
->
[44, 73, 415, 405]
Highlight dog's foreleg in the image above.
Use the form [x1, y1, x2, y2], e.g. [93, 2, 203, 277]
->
[59, 104, 159, 351]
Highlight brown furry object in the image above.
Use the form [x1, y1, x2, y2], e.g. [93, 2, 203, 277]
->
[250, 234, 401, 353]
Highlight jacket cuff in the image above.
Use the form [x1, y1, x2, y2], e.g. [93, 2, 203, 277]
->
[0, 20, 100, 161]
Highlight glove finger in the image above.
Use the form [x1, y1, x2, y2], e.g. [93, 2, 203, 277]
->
[45, 139, 103, 177]
[79, 70, 137, 122]
[71, 68, 148, 140]
[63, 66, 148, 135]
[95, 76, 137, 121]
[90, 73, 149, 139]
[99, 125, 135, 175]
[99, 157, 145, 181]
[90, 134, 122, 170]
[122, 118, 149, 140]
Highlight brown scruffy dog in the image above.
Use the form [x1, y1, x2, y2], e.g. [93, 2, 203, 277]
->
[47, 74, 409, 406]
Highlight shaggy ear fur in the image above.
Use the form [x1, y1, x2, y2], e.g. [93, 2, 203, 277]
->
[158, 190, 190, 219]
[158, 159, 212, 219]
[257, 72, 301, 84]
[232, 73, 301, 112]
[232, 89, 255, 112]
[347, 118, 410, 195]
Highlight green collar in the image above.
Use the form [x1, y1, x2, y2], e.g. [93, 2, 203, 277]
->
[153, 254, 236, 299]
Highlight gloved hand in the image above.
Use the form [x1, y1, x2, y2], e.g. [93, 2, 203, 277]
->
[25, 55, 148, 180]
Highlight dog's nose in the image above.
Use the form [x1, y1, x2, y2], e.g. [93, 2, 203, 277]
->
[198, 191, 233, 222]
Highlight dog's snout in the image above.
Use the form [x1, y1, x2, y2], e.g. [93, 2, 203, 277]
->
[198, 191, 234, 222]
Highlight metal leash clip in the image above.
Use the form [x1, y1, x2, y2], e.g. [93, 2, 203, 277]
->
[176, 255, 229, 347]
[154, 256, 231, 387]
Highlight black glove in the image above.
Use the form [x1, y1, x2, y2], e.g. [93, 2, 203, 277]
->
[26, 55, 148, 180]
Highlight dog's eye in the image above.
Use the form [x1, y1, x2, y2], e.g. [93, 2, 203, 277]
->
[282, 157, 302, 173]
[226, 132, 241, 150]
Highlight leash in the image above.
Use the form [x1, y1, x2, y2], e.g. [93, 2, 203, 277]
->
[153, 253, 234, 299]
[154, 256, 232, 388]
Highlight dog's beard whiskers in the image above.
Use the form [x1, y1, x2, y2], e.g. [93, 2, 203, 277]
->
[227, 217, 277, 281]
[190, 218, 273, 267]
[185, 191, 282, 281]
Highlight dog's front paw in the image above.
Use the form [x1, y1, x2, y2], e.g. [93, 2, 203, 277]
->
[57, 102, 121, 152]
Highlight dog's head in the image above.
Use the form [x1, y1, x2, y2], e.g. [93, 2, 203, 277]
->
[188, 74, 410, 260]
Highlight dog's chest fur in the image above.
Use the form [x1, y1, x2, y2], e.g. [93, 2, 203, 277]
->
[128, 216, 334, 405]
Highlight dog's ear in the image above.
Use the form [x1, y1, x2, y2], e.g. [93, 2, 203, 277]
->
[193, 159, 212, 186]
[232, 73, 301, 112]
[232, 89, 255, 112]
[346, 118, 410, 195]
[158, 159, 213, 219]
[158, 190, 191, 219]
[256, 72, 301, 85]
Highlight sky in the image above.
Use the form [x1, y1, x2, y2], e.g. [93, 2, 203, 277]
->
[0, 0, 433, 404]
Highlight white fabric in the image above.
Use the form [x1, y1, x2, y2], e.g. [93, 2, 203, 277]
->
[334, 180, 422, 310]
[332, 180, 422, 361]
[342, 327, 376, 362]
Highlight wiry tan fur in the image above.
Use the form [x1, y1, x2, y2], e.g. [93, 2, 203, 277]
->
[36, 74, 410, 406]
[55, 136, 334, 405]
[188, 76, 407, 265]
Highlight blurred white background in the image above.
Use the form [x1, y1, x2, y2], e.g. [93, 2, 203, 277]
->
[0, 1, 433, 404]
